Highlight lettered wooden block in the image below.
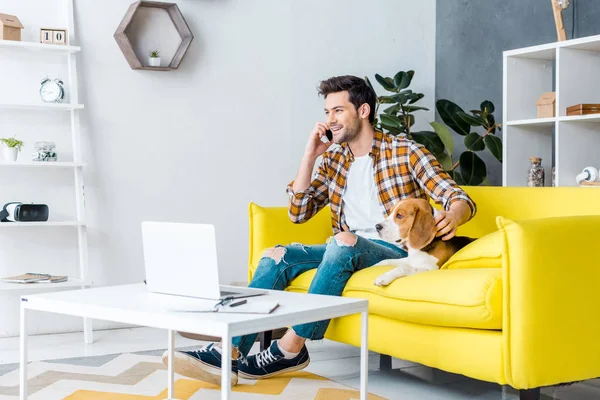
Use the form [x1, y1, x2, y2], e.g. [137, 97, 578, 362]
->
[40, 29, 53, 43]
[53, 29, 66, 45]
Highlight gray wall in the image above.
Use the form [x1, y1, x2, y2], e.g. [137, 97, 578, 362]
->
[436, 0, 600, 186]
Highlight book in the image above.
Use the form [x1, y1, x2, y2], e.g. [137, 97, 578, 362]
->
[1, 273, 68, 284]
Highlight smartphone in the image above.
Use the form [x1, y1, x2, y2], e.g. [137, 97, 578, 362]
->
[325, 129, 333, 141]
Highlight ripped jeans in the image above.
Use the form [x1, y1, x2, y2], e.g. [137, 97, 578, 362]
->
[231, 234, 407, 357]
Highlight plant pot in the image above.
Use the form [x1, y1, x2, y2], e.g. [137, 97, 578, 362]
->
[3, 147, 18, 162]
[148, 57, 161, 67]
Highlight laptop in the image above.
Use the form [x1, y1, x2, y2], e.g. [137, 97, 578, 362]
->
[141, 221, 264, 300]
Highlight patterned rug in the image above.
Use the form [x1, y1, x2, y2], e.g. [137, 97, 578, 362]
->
[0, 350, 386, 399]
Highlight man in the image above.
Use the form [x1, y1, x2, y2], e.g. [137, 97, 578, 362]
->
[164, 75, 476, 385]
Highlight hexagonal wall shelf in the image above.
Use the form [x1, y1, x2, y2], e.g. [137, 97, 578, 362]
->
[114, 1, 193, 71]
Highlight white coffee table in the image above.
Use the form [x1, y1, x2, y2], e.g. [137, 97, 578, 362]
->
[19, 283, 369, 400]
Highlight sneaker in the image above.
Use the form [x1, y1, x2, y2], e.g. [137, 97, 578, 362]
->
[238, 341, 310, 380]
[162, 343, 238, 386]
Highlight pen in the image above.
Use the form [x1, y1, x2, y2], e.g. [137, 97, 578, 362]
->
[229, 299, 247, 308]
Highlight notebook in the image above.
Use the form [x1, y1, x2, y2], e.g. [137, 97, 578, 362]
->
[175, 299, 280, 314]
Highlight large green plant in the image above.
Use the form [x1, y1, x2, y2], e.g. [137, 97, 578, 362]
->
[365, 70, 502, 185]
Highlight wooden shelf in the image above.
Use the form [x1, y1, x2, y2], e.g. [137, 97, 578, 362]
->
[506, 117, 555, 127]
[136, 66, 174, 71]
[558, 114, 600, 123]
[0, 221, 85, 228]
[0, 161, 85, 168]
[114, 1, 193, 70]
[0, 102, 84, 111]
[0, 39, 81, 54]
[0, 278, 90, 291]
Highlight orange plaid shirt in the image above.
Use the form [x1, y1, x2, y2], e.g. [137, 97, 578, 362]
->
[286, 130, 476, 234]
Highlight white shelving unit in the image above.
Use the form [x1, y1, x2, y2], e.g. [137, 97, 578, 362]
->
[503, 34, 600, 187]
[0, 0, 92, 342]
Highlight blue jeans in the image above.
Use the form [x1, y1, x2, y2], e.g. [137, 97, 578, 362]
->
[231, 234, 407, 357]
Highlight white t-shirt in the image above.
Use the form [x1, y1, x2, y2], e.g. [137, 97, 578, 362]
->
[342, 155, 386, 241]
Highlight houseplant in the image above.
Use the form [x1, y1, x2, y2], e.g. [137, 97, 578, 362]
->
[149, 49, 161, 67]
[366, 70, 502, 185]
[0, 136, 24, 162]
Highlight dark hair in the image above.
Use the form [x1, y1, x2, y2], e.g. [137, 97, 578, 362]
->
[318, 75, 377, 123]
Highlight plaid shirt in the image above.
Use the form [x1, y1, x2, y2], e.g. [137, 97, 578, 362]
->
[286, 130, 476, 234]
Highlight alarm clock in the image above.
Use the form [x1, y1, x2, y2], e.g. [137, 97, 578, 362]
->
[40, 78, 65, 103]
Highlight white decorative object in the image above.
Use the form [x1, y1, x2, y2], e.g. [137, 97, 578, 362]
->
[148, 49, 161, 67]
[503, 33, 600, 187]
[3, 147, 17, 162]
[40, 78, 65, 103]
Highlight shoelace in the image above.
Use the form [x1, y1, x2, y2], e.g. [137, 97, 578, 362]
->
[188, 343, 213, 358]
[255, 348, 280, 368]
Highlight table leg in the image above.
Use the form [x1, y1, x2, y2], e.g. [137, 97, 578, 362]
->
[360, 310, 368, 400]
[168, 329, 175, 399]
[19, 303, 28, 400]
[221, 329, 231, 400]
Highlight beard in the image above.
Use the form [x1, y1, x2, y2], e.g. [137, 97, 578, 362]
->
[333, 116, 362, 144]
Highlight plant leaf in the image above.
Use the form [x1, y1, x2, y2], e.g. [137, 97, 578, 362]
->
[412, 131, 444, 154]
[434, 151, 453, 171]
[364, 76, 375, 93]
[470, 109, 482, 115]
[392, 94, 408, 104]
[451, 170, 466, 185]
[457, 111, 485, 126]
[379, 114, 403, 129]
[464, 132, 485, 151]
[394, 71, 412, 90]
[484, 135, 502, 162]
[402, 106, 429, 113]
[380, 124, 404, 135]
[407, 93, 424, 104]
[429, 121, 454, 154]
[480, 100, 495, 114]
[375, 74, 396, 92]
[378, 96, 396, 104]
[383, 104, 401, 115]
[407, 114, 415, 127]
[436, 99, 470, 136]
[458, 151, 486, 185]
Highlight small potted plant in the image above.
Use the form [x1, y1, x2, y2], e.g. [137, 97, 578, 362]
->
[0, 136, 24, 162]
[149, 49, 161, 67]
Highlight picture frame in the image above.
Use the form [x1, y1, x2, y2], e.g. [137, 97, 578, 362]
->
[40, 28, 68, 45]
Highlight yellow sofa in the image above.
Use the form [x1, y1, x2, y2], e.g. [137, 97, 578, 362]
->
[247, 186, 600, 398]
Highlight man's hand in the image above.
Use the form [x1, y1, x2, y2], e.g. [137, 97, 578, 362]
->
[434, 210, 459, 241]
[304, 122, 331, 160]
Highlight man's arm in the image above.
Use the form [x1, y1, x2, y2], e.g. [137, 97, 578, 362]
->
[287, 122, 332, 223]
[407, 142, 477, 239]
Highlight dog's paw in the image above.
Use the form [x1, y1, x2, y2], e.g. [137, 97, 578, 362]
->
[374, 276, 391, 287]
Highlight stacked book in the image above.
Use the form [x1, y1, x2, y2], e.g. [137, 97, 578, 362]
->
[1, 273, 68, 284]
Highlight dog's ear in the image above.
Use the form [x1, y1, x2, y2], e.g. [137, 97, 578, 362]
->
[407, 206, 437, 249]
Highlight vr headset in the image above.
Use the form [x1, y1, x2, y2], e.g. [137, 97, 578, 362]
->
[0, 202, 49, 222]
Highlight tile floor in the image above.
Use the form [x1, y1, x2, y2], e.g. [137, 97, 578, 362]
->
[0, 327, 598, 399]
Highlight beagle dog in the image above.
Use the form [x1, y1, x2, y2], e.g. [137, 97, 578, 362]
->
[373, 198, 475, 287]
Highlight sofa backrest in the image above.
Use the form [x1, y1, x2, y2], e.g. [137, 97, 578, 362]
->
[248, 187, 600, 274]
[458, 187, 600, 238]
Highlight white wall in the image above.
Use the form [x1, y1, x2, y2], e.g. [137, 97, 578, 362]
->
[0, 0, 435, 337]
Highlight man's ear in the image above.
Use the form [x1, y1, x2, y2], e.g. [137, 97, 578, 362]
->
[358, 103, 370, 120]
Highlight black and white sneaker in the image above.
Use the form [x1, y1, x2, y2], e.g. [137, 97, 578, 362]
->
[238, 341, 310, 380]
[162, 343, 238, 386]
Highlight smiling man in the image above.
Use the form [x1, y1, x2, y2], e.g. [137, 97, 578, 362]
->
[164, 75, 476, 385]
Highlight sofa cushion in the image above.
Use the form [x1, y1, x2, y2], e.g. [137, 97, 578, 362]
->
[441, 229, 504, 270]
[287, 267, 502, 330]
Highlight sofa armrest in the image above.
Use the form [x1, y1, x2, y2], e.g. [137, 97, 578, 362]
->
[500, 215, 600, 389]
[248, 203, 331, 281]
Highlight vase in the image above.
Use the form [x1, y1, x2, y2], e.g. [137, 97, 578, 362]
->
[527, 157, 545, 187]
[3, 147, 18, 162]
[148, 57, 161, 67]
